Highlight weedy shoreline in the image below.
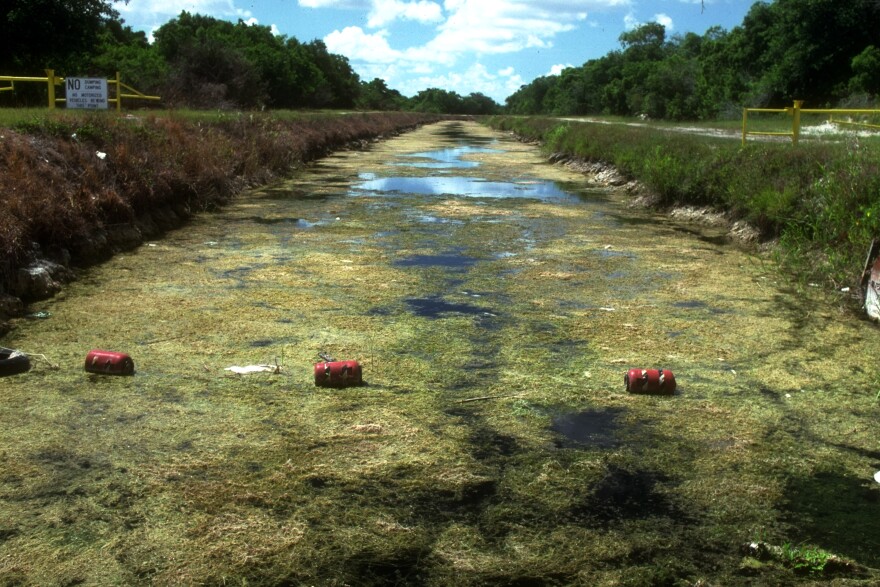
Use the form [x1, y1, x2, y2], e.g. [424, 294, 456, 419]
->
[486, 115, 880, 304]
[0, 111, 442, 330]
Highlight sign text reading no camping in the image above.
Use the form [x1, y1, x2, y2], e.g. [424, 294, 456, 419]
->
[66, 77, 108, 109]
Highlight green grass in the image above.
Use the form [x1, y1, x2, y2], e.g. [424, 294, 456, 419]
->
[486, 114, 880, 292]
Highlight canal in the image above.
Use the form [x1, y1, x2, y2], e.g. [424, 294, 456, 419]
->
[1, 120, 878, 585]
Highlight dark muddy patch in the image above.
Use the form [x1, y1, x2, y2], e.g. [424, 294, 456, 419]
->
[569, 465, 681, 527]
[394, 250, 479, 269]
[406, 296, 495, 320]
[551, 407, 625, 449]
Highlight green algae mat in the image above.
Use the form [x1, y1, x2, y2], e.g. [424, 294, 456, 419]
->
[1, 121, 879, 586]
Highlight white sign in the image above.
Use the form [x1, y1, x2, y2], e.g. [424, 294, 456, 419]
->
[66, 77, 108, 109]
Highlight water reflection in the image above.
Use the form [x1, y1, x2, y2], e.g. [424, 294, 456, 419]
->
[353, 173, 580, 202]
[395, 146, 503, 169]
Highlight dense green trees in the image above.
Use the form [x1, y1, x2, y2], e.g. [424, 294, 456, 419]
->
[8, 0, 877, 117]
[2, 2, 500, 113]
[506, 0, 880, 119]
[1, 0, 119, 74]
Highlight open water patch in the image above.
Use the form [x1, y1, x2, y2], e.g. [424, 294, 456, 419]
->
[395, 146, 503, 169]
[352, 173, 581, 202]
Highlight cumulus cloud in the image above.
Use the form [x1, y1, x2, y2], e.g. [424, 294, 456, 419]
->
[324, 27, 402, 63]
[548, 63, 574, 76]
[653, 13, 674, 30]
[367, 0, 443, 27]
[624, 10, 673, 32]
[298, 0, 368, 7]
[322, 0, 636, 100]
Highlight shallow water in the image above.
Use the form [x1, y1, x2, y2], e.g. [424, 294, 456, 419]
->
[1, 121, 879, 585]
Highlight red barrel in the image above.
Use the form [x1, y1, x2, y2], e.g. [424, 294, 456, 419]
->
[625, 368, 676, 395]
[314, 360, 362, 388]
[85, 349, 135, 376]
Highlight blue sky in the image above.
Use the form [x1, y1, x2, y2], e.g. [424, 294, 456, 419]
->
[113, 0, 758, 103]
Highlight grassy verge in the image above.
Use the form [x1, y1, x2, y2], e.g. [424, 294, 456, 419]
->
[485, 115, 880, 292]
[0, 110, 441, 299]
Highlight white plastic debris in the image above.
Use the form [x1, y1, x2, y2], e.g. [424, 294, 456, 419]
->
[225, 364, 279, 374]
[96, 151, 106, 160]
[874, 471, 880, 484]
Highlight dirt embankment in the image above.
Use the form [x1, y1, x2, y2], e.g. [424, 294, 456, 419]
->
[0, 112, 442, 332]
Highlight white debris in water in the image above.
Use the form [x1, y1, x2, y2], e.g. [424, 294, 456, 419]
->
[225, 364, 279, 374]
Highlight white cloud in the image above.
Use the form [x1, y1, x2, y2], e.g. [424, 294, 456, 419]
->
[324, 0, 637, 101]
[118, 0, 639, 101]
[298, 0, 368, 7]
[623, 9, 673, 32]
[653, 13, 674, 30]
[324, 27, 402, 63]
[367, 0, 443, 27]
[548, 63, 574, 76]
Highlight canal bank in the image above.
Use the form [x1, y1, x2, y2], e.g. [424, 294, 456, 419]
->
[0, 111, 442, 331]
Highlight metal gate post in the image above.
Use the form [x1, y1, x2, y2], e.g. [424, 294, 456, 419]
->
[45, 69, 56, 109]
[791, 100, 803, 146]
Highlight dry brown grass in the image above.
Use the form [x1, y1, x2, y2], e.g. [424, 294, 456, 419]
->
[0, 111, 440, 296]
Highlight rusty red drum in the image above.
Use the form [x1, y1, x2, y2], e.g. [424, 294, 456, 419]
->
[625, 368, 676, 395]
[85, 349, 135, 376]
[314, 360, 362, 388]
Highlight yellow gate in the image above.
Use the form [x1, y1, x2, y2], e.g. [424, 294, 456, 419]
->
[0, 69, 160, 110]
[743, 100, 880, 145]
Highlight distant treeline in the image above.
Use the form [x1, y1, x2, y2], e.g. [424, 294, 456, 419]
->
[506, 0, 880, 119]
[1, 2, 499, 114]
[3, 0, 879, 118]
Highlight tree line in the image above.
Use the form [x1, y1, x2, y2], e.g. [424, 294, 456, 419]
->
[4, 0, 879, 118]
[506, 0, 880, 119]
[1, 2, 500, 114]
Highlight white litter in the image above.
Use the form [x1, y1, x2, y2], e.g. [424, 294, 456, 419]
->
[225, 364, 280, 374]
[874, 471, 880, 484]
[96, 151, 107, 160]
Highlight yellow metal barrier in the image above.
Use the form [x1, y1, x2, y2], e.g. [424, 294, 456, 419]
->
[743, 100, 880, 146]
[0, 69, 159, 110]
[109, 71, 161, 111]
